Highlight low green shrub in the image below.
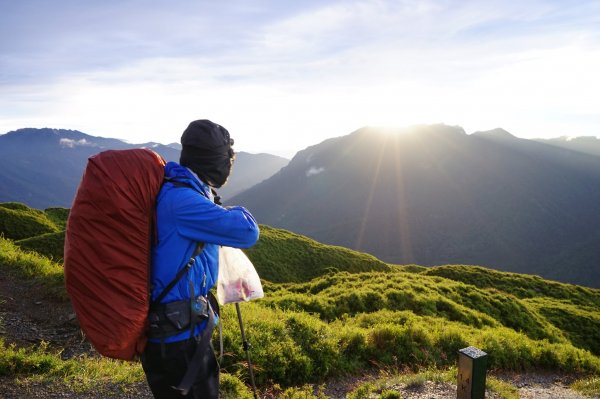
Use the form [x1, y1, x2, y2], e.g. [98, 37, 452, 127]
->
[484, 376, 519, 399]
[425, 265, 600, 308]
[379, 389, 402, 398]
[538, 303, 600, 355]
[0, 202, 36, 212]
[284, 313, 340, 378]
[0, 203, 59, 240]
[366, 324, 434, 368]
[477, 329, 600, 373]
[244, 225, 391, 283]
[347, 382, 377, 399]
[336, 325, 368, 369]
[264, 270, 553, 342]
[16, 231, 65, 262]
[219, 373, 254, 399]
[434, 327, 470, 364]
[278, 385, 329, 399]
[44, 207, 70, 229]
[219, 303, 327, 386]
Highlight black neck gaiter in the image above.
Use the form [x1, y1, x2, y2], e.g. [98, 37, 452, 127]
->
[180, 145, 233, 188]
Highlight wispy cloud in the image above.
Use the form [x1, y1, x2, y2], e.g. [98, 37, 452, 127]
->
[59, 138, 96, 148]
[1, 0, 599, 156]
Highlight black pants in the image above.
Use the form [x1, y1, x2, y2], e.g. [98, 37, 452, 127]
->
[142, 337, 219, 399]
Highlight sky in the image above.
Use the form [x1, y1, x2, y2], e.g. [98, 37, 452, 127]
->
[1, 0, 599, 158]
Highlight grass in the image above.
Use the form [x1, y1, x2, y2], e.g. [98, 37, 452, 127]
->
[262, 270, 567, 344]
[217, 299, 600, 387]
[1, 202, 600, 395]
[245, 225, 391, 283]
[263, 384, 329, 399]
[0, 339, 143, 390]
[0, 338, 254, 397]
[486, 377, 519, 399]
[2, 229, 600, 389]
[220, 373, 255, 398]
[0, 203, 59, 241]
[572, 375, 600, 397]
[15, 231, 66, 262]
[424, 265, 600, 308]
[535, 300, 600, 355]
[43, 207, 69, 230]
[0, 236, 65, 299]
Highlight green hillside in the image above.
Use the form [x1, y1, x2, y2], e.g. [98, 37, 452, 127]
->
[43, 207, 70, 229]
[245, 225, 392, 282]
[16, 231, 66, 262]
[0, 202, 59, 240]
[1, 202, 599, 398]
[424, 265, 600, 307]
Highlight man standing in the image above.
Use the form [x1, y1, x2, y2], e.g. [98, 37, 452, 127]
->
[142, 120, 259, 398]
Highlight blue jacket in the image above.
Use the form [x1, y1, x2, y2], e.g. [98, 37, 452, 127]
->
[150, 162, 259, 343]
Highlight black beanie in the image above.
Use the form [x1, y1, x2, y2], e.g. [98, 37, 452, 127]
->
[179, 120, 234, 188]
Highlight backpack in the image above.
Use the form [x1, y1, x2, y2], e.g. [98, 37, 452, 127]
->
[64, 148, 166, 360]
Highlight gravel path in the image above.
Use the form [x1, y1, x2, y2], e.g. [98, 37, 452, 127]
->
[322, 371, 598, 399]
[501, 372, 595, 399]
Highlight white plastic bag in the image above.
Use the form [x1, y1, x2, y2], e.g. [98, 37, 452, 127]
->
[217, 246, 264, 305]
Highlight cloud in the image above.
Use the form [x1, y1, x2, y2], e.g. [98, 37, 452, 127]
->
[306, 166, 325, 177]
[1, 0, 599, 155]
[0, 1, 271, 84]
[59, 138, 96, 148]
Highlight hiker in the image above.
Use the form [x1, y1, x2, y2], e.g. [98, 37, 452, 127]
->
[142, 120, 260, 399]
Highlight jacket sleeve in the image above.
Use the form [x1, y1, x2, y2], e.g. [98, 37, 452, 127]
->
[170, 188, 260, 248]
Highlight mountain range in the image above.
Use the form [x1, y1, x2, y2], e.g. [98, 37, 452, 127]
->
[0, 128, 289, 208]
[229, 125, 600, 288]
[2, 125, 599, 287]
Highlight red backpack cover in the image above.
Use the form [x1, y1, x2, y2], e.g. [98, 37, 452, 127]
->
[64, 148, 165, 360]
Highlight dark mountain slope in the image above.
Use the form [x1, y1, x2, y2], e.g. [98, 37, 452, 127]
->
[219, 152, 288, 200]
[0, 128, 288, 208]
[0, 128, 173, 208]
[230, 125, 600, 287]
[534, 136, 600, 157]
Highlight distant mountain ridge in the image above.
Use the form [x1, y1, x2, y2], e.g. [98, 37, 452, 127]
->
[230, 124, 600, 288]
[0, 128, 288, 208]
[534, 136, 600, 157]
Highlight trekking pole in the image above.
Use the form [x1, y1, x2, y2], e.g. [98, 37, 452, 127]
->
[235, 302, 259, 399]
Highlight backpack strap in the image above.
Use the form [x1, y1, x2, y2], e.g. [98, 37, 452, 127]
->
[151, 177, 207, 307]
[151, 242, 204, 308]
[173, 292, 218, 395]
